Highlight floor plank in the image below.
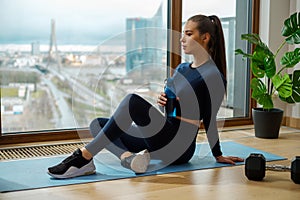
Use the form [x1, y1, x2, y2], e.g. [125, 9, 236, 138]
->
[1, 125, 300, 200]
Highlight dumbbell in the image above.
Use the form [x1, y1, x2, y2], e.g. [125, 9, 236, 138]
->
[245, 153, 300, 184]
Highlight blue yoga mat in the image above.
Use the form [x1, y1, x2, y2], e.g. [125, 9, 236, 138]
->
[0, 141, 285, 193]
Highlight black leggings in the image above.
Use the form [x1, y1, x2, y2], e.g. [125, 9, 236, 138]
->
[85, 93, 198, 165]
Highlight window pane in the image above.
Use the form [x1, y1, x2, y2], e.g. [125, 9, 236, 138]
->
[182, 0, 250, 119]
[0, 0, 167, 134]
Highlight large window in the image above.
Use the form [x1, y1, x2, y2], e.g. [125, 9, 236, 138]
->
[0, 0, 168, 134]
[0, 0, 258, 143]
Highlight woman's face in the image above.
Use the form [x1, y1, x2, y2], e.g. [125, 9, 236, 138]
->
[180, 20, 209, 55]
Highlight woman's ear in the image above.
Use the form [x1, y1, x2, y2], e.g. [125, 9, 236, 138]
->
[201, 33, 211, 43]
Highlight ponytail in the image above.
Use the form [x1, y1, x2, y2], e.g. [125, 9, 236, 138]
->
[208, 15, 227, 80]
[188, 14, 227, 80]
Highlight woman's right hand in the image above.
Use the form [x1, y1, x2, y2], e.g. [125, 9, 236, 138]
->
[157, 92, 167, 107]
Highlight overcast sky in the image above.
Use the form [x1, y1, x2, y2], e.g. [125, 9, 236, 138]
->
[0, 0, 235, 45]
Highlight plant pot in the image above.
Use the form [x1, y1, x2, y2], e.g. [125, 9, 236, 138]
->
[252, 108, 283, 139]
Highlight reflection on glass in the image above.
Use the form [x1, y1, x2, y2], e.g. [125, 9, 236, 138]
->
[0, 0, 167, 134]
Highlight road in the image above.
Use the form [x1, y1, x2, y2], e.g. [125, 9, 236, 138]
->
[40, 63, 111, 128]
[42, 76, 76, 128]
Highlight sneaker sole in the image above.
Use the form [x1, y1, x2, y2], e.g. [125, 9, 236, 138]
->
[130, 150, 150, 173]
[48, 160, 96, 179]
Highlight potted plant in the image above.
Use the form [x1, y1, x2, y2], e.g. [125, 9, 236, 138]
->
[235, 12, 300, 138]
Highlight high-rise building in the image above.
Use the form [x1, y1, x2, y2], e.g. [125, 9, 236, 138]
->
[31, 41, 40, 55]
[125, 3, 164, 73]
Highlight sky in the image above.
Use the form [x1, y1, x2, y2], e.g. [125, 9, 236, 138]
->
[0, 0, 235, 45]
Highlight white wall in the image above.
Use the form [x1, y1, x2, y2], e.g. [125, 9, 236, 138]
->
[260, 0, 300, 118]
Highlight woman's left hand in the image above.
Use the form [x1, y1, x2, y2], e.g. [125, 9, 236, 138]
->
[215, 155, 244, 165]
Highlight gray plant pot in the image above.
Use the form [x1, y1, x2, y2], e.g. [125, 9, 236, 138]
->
[252, 108, 284, 139]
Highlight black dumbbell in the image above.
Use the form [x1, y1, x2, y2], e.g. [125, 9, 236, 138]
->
[245, 153, 300, 184]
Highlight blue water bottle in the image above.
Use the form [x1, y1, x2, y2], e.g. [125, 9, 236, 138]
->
[165, 78, 177, 117]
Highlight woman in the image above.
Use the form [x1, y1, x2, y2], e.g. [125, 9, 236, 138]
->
[48, 14, 244, 179]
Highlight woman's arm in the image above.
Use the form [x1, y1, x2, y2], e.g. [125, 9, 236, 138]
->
[203, 111, 244, 164]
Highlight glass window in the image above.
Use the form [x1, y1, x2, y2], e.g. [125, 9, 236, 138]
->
[182, 0, 251, 119]
[0, 0, 167, 134]
[0, 0, 255, 138]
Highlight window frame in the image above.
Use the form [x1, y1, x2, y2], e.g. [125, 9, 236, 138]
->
[0, 0, 260, 145]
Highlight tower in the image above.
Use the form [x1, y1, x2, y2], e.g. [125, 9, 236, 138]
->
[47, 19, 61, 71]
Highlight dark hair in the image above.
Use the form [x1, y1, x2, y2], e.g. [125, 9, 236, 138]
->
[188, 14, 227, 79]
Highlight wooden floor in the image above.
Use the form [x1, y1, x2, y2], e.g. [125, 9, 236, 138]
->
[1, 125, 300, 200]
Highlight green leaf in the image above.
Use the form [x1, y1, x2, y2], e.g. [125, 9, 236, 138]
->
[241, 33, 261, 45]
[280, 70, 300, 103]
[251, 78, 267, 97]
[250, 78, 274, 109]
[280, 48, 300, 68]
[251, 62, 265, 78]
[293, 70, 300, 87]
[240, 33, 273, 55]
[281, 12, 300, 44]
[236, 34, 274, 79]
[251, 48, 266, 70]
[253, 40, 273, 57]
[250, 45, 275, 78]
[234, 49, 252, 58]
[258, 94, 274, 109]
[272, 74, 293, 98]
[263, 55, 276, 78]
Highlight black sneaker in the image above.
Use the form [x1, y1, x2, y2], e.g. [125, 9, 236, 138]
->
[121, 149, 150, 174]
[48, 149, 96, 179]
